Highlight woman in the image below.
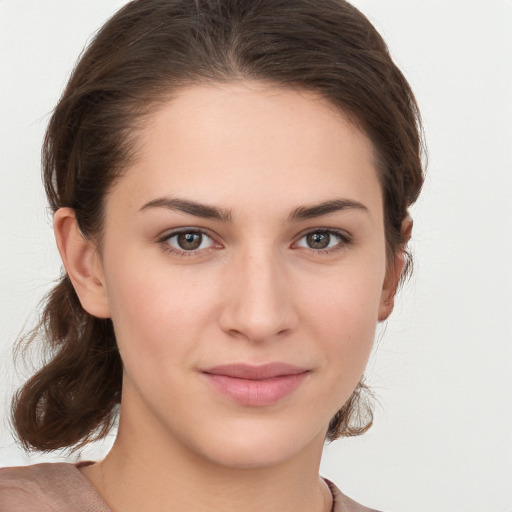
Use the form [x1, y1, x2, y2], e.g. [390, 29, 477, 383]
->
[0, 0, 424, 511]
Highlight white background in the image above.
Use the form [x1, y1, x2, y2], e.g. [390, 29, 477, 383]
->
[1, 1, 511, 511]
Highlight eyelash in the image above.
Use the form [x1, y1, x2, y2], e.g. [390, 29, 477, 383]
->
[158, 228, 352, 258]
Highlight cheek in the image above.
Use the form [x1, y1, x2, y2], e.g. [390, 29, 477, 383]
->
[103, 268, 210, 416]
[303, 262, 384, 383]
[102, 251, 224, 374]
[306, 259, 384, 331]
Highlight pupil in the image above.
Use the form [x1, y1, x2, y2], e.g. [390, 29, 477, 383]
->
[178, 232, 202, 250]
[307, 232, 330, 249]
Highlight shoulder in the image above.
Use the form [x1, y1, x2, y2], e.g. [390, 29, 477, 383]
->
[0, 462, 110, 512]
[325, 478, 385, 512]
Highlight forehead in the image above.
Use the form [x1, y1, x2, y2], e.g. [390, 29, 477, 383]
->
[108, 81, 382, 221]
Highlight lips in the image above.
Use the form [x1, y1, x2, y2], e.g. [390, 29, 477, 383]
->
[201, 363, 310, 406]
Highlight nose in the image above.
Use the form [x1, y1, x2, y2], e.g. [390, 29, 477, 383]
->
[218, 247, 299, 343]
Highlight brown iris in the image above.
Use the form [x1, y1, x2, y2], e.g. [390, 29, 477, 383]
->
[177, 232, 202, 250]
[306, 232, 331, 249]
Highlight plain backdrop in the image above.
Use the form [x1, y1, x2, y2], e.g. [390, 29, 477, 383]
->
[1, 1, 511, 511]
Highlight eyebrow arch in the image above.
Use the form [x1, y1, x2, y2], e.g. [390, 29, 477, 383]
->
[139, 197, 233, 221]
[138, 196, 367, 223]
[287, 198, 368, 222]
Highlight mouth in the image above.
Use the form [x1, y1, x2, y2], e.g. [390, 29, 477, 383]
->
[201, 363, 310, 406]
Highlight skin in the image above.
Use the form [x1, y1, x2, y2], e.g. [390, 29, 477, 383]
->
[55, 81, 406, 512]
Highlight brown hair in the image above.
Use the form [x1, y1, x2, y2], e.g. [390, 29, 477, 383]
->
[12, 0, 424, 451]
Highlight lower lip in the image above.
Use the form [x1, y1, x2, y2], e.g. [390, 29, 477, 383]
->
[203, 372, 309, 406]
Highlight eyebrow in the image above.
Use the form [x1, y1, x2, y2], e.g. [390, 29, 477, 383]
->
[139, 197, 233, 221]
[287, 198, 368, 222]
[138, 196, 367, 222]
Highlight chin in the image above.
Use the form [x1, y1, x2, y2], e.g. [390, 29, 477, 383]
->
[189, 417, 325, 470]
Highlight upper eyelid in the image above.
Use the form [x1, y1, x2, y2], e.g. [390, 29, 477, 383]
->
[158, 226, 217, 241]
[296, 227, 349, 237]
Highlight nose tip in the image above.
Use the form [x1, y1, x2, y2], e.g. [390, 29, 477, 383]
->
[223, 310, 291, 343]
[218, 253, 298, 343]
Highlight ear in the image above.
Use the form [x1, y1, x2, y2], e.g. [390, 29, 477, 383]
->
[378, 216, 413, 321]
[53, 208, 110, 318]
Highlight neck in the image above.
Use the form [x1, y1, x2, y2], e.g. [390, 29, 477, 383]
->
[81, 399, 332, 512]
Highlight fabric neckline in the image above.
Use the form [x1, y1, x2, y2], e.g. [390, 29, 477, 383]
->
[73, 461, 338, 512]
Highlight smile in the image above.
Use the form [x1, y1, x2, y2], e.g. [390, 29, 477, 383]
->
[201, 363, 310, 406]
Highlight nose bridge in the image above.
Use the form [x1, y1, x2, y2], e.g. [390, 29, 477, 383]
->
[219, 242, 297, 342]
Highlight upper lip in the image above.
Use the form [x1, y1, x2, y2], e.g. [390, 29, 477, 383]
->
[202, 363, 309, 380]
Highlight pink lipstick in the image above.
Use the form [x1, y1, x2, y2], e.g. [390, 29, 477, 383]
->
[201, 363, 309, 406]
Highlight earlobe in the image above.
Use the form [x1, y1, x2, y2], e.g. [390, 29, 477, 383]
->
[53, 208, 110, 318]
[378, 216, 413, 322]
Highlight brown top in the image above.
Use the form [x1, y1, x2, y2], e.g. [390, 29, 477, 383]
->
[0, 462, 382, 512]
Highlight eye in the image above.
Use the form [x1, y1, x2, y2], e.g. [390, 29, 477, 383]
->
[160, 229, 218, 256]
[295, 229, 350, 253]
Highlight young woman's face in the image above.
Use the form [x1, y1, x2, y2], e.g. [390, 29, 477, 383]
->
[95, 81, 391, 468]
